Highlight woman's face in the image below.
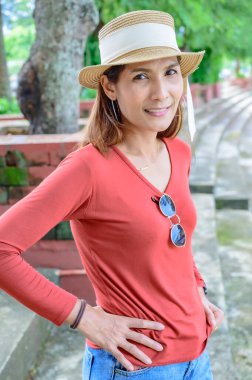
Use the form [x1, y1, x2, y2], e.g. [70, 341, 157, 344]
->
[101, 56, 184, 134]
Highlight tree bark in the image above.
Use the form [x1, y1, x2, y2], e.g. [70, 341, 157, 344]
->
[235, 59, 241, 77]
[0, 1, 11, 100]
[17, 0, 98, 134]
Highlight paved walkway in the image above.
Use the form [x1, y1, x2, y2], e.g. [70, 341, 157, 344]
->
[216, 210, 252, 380]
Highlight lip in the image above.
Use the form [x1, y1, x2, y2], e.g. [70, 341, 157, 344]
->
[144, 106, 172, 117]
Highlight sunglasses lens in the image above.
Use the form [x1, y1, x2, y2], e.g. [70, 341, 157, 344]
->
[171, 224, 186, 247]
[159, 194, 176, 217]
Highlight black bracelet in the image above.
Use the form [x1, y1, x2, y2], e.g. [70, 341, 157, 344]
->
[70, 299, 87, 329]
[203, 285, 208, 295]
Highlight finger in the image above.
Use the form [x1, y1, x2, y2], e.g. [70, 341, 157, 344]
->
[211, 310, 225, 331]
[112, 349, 135, 372]
[126, 331, 163, 352]
[208, 304, 225, 322]
[126, 317, 165, 330]
[214, 309, 225, 325]
[205, 308, 217, 327]
[119, 341, 153, 366]
[209, 303, 224, 314]
[210, 306, 224, 319]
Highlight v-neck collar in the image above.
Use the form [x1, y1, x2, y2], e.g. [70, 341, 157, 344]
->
[111, 136, 173, 196]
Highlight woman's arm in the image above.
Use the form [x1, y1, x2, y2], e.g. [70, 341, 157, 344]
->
[197, 286, 225, 330]
[0, 150, 93, 326]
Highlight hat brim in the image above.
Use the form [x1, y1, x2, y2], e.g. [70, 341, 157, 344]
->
[78, 47, 205, 91]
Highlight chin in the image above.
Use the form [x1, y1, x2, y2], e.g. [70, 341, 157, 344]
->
[148, 118, 173, 129]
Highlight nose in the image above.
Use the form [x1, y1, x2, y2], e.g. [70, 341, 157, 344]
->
[150, 77, 169, 101]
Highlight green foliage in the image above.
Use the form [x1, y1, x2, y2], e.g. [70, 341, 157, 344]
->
[84, 33, 100, 67]
[0, 167, 29, 186]
[2, 0, 35, 29]
[191, 47, 223, 84]
[2, 1, 35, 77]
[93, 0, 239, 54]
[4, 24, 35, 61]
[80, 87, 97, 100]
[0, 157, 6, 167]
[87, 0, 252, 83]
[56, 221, 73, 240]
[0, 97, 20, 114]
[5, 150, 27, 168]
[236, 72, 246, 79]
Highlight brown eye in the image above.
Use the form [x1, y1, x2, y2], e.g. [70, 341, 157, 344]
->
[133, 73, 148, 80]
[166, 69, 178, 75]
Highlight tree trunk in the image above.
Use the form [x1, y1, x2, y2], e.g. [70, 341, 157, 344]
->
[17, 0, 98, 134]
[235, 59, 241, 77]
[0, 1, 11, 100]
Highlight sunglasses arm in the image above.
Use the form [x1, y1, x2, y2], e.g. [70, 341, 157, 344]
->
[151, 196, 159, 205]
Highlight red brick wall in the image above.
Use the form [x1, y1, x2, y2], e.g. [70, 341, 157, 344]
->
[0, 133, 81, 201]
[0, 133, 83, 239]
[0, 133, 96, 300]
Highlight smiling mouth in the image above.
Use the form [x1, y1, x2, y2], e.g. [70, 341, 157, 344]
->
[145, 106, 172, 112]
[144, 106, 172, 115]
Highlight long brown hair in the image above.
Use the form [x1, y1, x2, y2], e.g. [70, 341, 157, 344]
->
[76, 60, 185, 156]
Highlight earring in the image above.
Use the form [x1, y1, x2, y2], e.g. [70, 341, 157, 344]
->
[111, 99, 119, 122]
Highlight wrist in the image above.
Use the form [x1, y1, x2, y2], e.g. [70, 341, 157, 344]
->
[65, 299, 89, 327]
[76, 303, 94, 332]
[71, 299, 87, 329]
[65, 299, 82, 325]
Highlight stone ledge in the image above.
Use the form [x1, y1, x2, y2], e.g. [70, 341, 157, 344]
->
[189, 184, 214, 194]
[0, 131, 83, 145]
[215, 197, 250, 210]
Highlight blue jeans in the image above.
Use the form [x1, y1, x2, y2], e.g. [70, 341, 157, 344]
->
[82, 343, 213, 380]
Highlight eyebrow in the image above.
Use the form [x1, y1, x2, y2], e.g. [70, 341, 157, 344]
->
[130, 62, 180, 73]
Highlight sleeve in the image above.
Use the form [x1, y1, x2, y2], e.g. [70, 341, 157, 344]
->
[0, 150, 93, 326]
[187, 143, 206, 288]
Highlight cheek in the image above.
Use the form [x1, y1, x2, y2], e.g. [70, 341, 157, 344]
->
[118, 87, 144, 113]
[172, 78, 184, 100]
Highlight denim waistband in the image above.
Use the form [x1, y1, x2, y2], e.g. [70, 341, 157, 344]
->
[82, 343, 213, 380]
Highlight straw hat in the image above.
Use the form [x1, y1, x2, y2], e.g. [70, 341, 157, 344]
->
[79, 10, 205, 90]
[78, 9, 206, 141]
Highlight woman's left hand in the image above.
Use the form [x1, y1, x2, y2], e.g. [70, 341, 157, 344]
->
[198, 287, 225, 331]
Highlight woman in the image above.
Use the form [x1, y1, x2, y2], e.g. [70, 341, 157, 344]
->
[0, 9, 224, 380]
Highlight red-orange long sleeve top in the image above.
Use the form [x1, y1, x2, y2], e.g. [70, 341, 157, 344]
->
[0, 136, 213, 367]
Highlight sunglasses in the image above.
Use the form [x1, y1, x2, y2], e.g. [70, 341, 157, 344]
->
[151, 194, 186, 248]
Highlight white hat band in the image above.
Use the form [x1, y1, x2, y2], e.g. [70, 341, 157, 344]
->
[100, 23, 180, 64]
